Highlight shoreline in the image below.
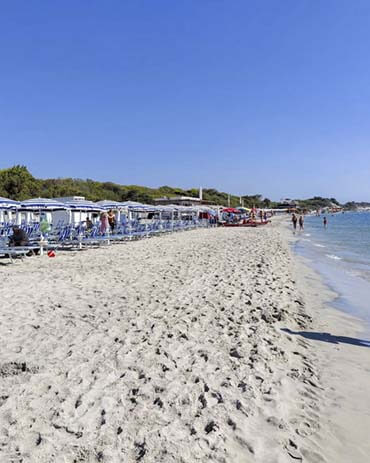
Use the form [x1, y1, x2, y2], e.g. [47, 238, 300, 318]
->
[290, 212, 370, 331]
[280, 215, 370, 462]
[0, 222, 369, 462]
[282, 213, 370, 329]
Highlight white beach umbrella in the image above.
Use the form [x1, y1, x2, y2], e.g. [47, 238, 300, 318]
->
[119, 201, 145, 208]
[96, 200, 129, 225]
[136, 205, 159, 212]
[0, 197, 21, 209]
[0, 197, 20, 224]
[63, 199, 103, 210]
[63, 199, 103, 225]
[19, 198, 68, 228]
[119, 201, 158, 213]
[53, 199, 101, 242]
[20, 198, 68, 210]
[96, 200, 123, 210]
[157, 204, 181, 211]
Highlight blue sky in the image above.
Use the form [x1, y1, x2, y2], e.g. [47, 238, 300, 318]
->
[1, 0, 370, 201]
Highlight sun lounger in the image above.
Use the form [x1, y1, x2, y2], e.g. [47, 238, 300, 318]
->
[0, 245, 40, 263]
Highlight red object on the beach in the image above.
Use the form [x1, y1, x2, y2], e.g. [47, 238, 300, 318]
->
[47, 250, 56, 258]
[222, 208, 241, 213]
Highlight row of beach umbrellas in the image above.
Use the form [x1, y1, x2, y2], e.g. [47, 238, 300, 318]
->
[0, 197, 216, 213]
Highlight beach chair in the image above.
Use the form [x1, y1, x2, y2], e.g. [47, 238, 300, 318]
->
[0, 248, 29, 263]
[0, 244, 40, 263]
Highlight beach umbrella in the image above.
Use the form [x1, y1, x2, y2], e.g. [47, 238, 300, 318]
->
[96, 200, 128, 224]
[223, 207, 241, 213]
[20, 198, 68, 210]
[204, 208, 217, 216]
[119, 201, 145, 208]
[117, 201, 147, 226]
[0, 197, 20, 224]
[63, 199, 102, 210]
[62, 199, 103, 226]
[0, 197, 21, 209]
[19, 198, 68, 228]
[157, 204, 188, 212]
[138, 205, 161, 212]
[96, 200, 123, 210]
[119, 201, 158, 212]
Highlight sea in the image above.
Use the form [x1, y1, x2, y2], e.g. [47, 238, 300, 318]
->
[292, 211, 370, 329]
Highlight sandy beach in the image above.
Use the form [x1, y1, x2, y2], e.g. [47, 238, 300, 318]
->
[1, 222, 369, 463]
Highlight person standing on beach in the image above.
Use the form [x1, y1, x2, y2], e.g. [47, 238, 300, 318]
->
[100, 212, 109, 234]
[323, 216, 327, 228]
[299, 215, 304, 230]
[291, 213, 298, 231]
[107, 209, 116, 232]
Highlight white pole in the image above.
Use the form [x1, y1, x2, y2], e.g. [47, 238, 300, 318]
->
[159, 210, 162, 231]
[78, 209, 83, 248]
[128, 209, 132, 239]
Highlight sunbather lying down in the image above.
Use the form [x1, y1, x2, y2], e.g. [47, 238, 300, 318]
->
[9, 226, 29, 247]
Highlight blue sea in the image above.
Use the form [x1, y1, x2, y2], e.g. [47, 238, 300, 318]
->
[292, 211, 370, 327]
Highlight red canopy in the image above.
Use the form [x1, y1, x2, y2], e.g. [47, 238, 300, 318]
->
[222, 208, 241, 213]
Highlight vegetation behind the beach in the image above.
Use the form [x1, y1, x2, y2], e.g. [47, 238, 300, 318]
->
[1, 165, 365, 210]
[0, 165, 270, 207]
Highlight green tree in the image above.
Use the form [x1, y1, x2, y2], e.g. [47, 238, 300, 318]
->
[0, 165, 41, 200]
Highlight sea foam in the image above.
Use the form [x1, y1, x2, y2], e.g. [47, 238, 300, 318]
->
[326, 254, 342, 260]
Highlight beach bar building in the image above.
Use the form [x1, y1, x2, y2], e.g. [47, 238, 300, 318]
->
[273, 198, 300, 213]
[154, 195, 216, 208]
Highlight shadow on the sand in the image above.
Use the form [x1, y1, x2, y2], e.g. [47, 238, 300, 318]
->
[281, 328, 370, 348]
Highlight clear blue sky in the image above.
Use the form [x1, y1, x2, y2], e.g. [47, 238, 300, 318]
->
[1, 0, 370, 201]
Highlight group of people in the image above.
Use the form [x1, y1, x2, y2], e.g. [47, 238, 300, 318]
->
[99, 210, 116, 234]
[291, 213, 328, 232]
[7, 210, 118, 248]
[85, 210, 117, 234]
[5, 210, 117, 251]
[291, 213, 304, 232]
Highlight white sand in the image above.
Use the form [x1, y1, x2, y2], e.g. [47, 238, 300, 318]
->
[0, 223, 369, 462]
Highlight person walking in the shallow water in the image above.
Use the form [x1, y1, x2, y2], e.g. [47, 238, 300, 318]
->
[299, 215, 304, 230]
[291, 213, 298, 232]
[323, 216, 327, 228]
